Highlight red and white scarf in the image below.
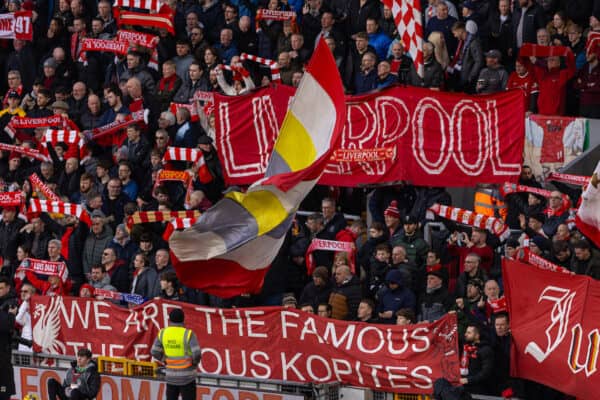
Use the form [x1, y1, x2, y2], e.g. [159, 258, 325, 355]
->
[240, 53, 280, 82]
[17, 258, 68, 282]
[116, 30, 160, 70]
[126, 210, 200, 230]
[116, 10, 175, 35]
[162, 146, 213, 183]
[0, 143, 50, 162]
[547, 171, 590, 187]
[0, 192, 24, 207]
[428, 203, 509, 240]
[80, 38, 128, 55]
[28, 199, 92, 226]
[169, 102, 199, 122]
[305, 238, 356, 276]
[162, 216, 198, 241]
[29, 173, 61, 202]
[113, 0, 161, 11]
[517, 247, 573, 275]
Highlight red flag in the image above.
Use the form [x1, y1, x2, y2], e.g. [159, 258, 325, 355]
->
[503, 258, 600, 399]
[380, 0, 423, 76]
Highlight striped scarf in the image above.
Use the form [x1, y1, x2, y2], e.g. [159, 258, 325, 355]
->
[428, 203, 509, 240]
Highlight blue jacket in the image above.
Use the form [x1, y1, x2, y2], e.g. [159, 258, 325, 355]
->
[368, 31, 392, 61]
[376, 269, 416, 324]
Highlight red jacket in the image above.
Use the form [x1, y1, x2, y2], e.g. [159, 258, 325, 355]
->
[534, 51, 575, 115]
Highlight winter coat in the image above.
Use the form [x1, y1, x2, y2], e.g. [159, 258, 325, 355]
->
[82, 226, 113, 275]
[391, 232, 429, 268]
[418, 286, 455, 322]
[455, 268, 488, 299]
[0, 309, 15, 396]
[132, 267, 159, 299]
[62, 360, 101, 398]
[299, 280, 334, 311]
[0, 218, 25, 265]
[329, 275, 362, 320]
[173, 77, 210, 104]
[376, 270, 416, 324]
[463, 342, 495, 395]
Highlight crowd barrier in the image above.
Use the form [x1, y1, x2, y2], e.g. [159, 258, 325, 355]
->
[11, 351, 518, 400]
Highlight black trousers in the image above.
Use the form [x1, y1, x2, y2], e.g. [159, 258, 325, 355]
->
[48, 378, 90, 400]
[166, 382, 196, 400]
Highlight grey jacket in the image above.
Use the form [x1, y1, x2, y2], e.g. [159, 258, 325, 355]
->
[82, 226, 113, 276]
[63, 360, 100, 398]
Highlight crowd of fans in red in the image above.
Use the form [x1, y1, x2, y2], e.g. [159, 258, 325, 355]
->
[0, 0, 599, 398]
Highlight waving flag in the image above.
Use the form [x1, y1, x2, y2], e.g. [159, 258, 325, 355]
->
[169, 39, 346, 297]
[575, 161, 600, 248]
[381, 0, 424, 77]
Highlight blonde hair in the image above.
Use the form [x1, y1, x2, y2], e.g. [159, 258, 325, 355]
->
[427, 31, 450, 70]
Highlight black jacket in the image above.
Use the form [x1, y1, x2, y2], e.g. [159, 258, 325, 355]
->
[299, 280, 334, 311]
[512, 4, 546, 48]
[0, 218, 25, 265]
[464, 342, 495, 395]
[418, 286, 455, 322]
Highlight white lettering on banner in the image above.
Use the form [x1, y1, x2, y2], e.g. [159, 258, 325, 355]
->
[219, 93, 521, 179]
[218, 97, 275, 177]
[14, 367, 303, 400]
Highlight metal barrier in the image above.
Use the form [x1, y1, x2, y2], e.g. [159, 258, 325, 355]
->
[11, 351, 518, 400]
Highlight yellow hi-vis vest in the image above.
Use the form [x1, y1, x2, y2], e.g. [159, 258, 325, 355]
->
[159, 326, 193, 369]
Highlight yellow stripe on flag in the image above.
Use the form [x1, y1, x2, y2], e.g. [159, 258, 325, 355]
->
[226, 190, 287, 236]
[273, 111, 317, 172]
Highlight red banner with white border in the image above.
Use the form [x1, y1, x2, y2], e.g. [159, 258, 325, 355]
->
[503, 258, 600, 399]
[30, 297, 460, 394]
[214, 86, 525, 187]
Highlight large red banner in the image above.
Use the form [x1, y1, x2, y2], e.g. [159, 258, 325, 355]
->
[215, 86, 525, 187]
[30, 297, 460, 394]
[503, 259, 600, 399]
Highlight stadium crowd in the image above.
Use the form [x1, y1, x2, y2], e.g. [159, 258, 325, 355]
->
[0, 0, 599, 398]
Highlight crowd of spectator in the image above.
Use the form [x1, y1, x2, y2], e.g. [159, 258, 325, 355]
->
[0, 0, 599, 398]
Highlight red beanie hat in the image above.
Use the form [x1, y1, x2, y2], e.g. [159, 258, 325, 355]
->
[8, 151, 20, 161]
[384, 200, 400, 219]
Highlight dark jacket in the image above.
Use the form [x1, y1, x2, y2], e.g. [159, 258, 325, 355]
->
[512, 3, 546, 48]
[62, 360, 101, 399]
[571, 249, 600, 279]
[0, 309, 15, 396]
[299, 280, 334, 311]
[132, 267, 159, 299]
[455, 268, 489, 299]
[173, 76, 210, 104]
[376, 269, 416, 323]
[460, 36, 484, 90]
[391, 231, 429, 268]
[418, 286, 455, 322]
[82, 226, 113, 275]
[464, 342, 495, 395]
[0, 218, 25, 265]
[423, 58, 444, 89]
[106, 260, 130, 294]
[329, 275, 362, 320]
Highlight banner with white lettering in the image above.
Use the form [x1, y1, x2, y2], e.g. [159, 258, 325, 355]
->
[0, 11, 33, 40]
[30, 297, 460, 394]
[503, 258, 600, 399]
[214, 86, 525, 187]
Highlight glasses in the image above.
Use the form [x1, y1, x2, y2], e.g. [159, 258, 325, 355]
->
[156, 136, 166, 140]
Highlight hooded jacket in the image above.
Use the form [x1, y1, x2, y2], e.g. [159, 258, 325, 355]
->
[62, 360, 101, 398]
[376, 269, 416, 324]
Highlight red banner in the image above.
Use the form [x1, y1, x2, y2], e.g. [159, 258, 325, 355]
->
[214, 86, 524, 187]
[0, 11, 33, 40]
[30, 297, 460, 393]
[503, 259, 600, 399]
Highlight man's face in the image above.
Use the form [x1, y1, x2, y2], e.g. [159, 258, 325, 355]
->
[278, 52, 290, 67]
[464, 256, 478, 273]
[357, 302, 372, 320]
[471, 230, 484, 245]
[437, 4, 448, 19]
[48, 241, 60, 258]
[403, 222, 417, 235]
[220, 30, 232, 46]
[464, 326, 478, 343]
[186, 13, 199, 29]
[321, 13, 333, 29]
[20, 285, 34, 301]
[224, 6, 237, 21]
[32, 218, 44, 233]
[427, 274, 442, 289]
[498, 0, 509, 15]
[426, 252, 439, 266]
[7, 73, 20, 88]
[176, 44, 190, 57]
[2, 208, 16, 222]
[334, 268, 348, 285]
[189, 64, 202, 81]
[317, 305, 329, 317]
[520, 167, 533, 180]
[375, 250, 389, 263]
[355, 37, 368, 52]
[575, 247, 590, 261]
[485, 56, 499, 68]
[126, 55, 139, 69]
[505, 245, 517, 259]
[191, 29, 203, 43]
[556, 248, 570, 262]
[127, 127, 139, 142]
[0, 283, 9, 298]
[102, 249, 115, 264]
[377, 62, 390, 79]
[92, 20, 103, 34]
[537, 30, 550, 45]
[291, 35, 303, 50]
[8, 157, 20, 171]
[106, 92, 118, 108]
[98, 1, 110, 16]
[365, 19, 377, 34]
[73, 19, 85, 32]
[156, 251, 169, 267]
[321, 201, 335, 220]
[547, 56, 561, 69]
[392, 248, 405, 264]
[90, 268, 103, 282]
[549, 192, 563, 209]
[495, 317, 509, 337]
[91, 218, 104, 234]
[484, 281, 500, 299]
[77, 354, 91, 368]
[107, 180, 122, 198]
[118, 165, 131, 181]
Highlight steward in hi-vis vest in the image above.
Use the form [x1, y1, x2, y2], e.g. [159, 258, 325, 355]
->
[151, 309, 202, 400]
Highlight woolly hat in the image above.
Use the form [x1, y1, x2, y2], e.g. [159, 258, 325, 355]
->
[426, 264, 446, 280]
[8, 151, 20, 161]
[282, 293, 297, 306]
[384, 200, 400, 219]
[169, 308, 185, 323]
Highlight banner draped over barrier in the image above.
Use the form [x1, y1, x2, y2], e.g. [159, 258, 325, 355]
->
[30, 297, 460, 394]
[214, 86, 525, 187]
[503, 259, 600, 399]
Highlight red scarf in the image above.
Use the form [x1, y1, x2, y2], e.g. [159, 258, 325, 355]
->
[460, 343, 478, 376]
[61, 226, 73, 260]
[159, 75, 178, 92]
